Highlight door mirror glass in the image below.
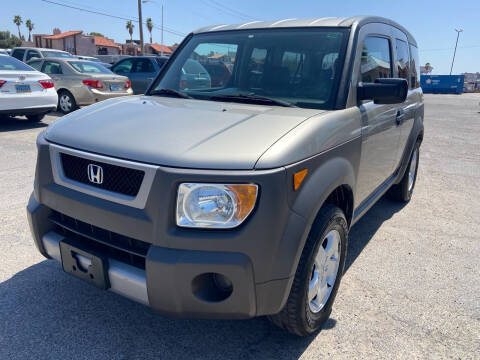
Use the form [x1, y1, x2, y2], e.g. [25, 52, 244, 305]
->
[357, 78, 408, 104]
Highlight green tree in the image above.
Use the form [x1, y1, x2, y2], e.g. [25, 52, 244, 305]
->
[89, 32, 105, 37]
[25, 19, 34, 42]
[146, 18, 153, 43]
[126, 20, 134, 41]
[13, 15, 23, 39]
[0, 31, 23, 49]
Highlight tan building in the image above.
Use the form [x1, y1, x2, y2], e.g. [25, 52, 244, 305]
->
[94, 36, 121, 55]
[144, 43, 173, 56]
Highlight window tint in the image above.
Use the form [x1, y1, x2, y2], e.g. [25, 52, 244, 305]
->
[68, 61, 112, 74]
[134, 59, 155, 73]
[112, 59, 134, 74]
[42, 61, 63, 75]
[395, 39, 409, 82]
[28, 60, 42, 70]
[0, 55, 34, 71]
[12, 49, 25, 61]
[409, 44, 420, 89]
[26, 50, 41, 61]
[361, 36, 392, 82]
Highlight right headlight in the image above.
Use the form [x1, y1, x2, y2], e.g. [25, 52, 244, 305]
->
[176, 183, 258, 229]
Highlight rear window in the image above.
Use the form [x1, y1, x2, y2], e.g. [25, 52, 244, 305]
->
[395, 39, 410, 83]
[41, 50, 73, 58]
[68, 61, 112, 74]
[0, 56, 34, 71]
[409, 44, 420, 89]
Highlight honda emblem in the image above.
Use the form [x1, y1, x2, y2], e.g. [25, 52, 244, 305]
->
[87, 164, 103, 184]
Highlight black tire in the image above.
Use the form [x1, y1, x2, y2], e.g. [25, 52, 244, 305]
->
[388, 140, 420, 203]
[26, 113, 45, 122]
[268, 204, 348, 336]
[58, 90, 77, 114]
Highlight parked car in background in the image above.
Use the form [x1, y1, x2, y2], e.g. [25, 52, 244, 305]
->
[11, 47, 74, 63]
[0, 54, 57, 121]
[28, 58, 133, 114]
[202, 62, 231, 87]
[180, 58, 212, 90]
[96, 54, 131, 65]
[0, 49, 10, 56]
[111, 56, 168, 94]
[75, 55, 113, 69]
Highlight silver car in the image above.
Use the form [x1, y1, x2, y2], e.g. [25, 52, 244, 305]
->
[27, 58, 133, 113]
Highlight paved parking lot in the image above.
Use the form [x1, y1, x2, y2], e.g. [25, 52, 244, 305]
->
[1, 94, 479, 359]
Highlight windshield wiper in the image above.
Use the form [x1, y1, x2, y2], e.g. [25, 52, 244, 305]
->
[210, 94, 297, 108]
[149, 88, 193, 99]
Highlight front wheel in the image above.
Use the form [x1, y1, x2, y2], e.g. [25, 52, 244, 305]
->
[269, 204, 348, 336]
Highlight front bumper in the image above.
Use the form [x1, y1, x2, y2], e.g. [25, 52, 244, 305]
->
[28, 133, 308, 319]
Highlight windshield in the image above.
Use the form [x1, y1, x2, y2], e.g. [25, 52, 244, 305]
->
[0, 55, 34, 71]
[41, 50, 73, 58]
[68, 61, 112, 74]
[150, 28, 348, 109]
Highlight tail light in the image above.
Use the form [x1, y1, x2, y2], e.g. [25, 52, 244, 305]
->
[82, 79, 104, 89]
[38, 79, 55, 89]
[0, 80, 6, 88]
[124, 80, 131, 89]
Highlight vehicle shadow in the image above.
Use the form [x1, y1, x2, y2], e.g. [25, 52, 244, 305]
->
[345, 196, 407, 272]
[0, 197, 402, 359]
[0, 116, 48, 132]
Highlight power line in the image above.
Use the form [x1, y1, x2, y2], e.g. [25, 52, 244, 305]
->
[40, 0, 186, 37]
[420, 45, 480, 52]
[207, 0, 253, 20]
[200, 0, 252, 21]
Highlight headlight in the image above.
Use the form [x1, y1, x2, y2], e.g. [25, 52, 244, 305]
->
[176, 183, 258, 228]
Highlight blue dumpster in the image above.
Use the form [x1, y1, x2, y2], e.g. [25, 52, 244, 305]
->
[421, 75, 464, 94]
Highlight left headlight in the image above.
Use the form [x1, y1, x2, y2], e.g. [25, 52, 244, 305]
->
[176, 183, 258, 229]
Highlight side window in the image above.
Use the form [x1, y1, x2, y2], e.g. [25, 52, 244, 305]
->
[28, 60, 42, 71]
[12, 49, 26, 61]
[360, 36, 392, 83]
[42, 61, 63, 75]
[26, 50, 41, 61]
[395, 39, 409, 83]
[133, 59, 155, 73]
[112, 59, 134, 74]
[409, 44, 420, 89]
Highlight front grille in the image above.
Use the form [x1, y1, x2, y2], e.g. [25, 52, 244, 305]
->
[50, 210, 150, 269]
[60, 153, 144, 197]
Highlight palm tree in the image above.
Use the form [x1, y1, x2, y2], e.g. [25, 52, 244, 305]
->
[25, 19, 34, 42]
[13, 15, 23, 39]
[126, 20, 134, 42]
[146, 18, 153, 43]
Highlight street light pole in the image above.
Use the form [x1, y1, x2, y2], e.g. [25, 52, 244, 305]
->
[138, 0, 144, 55]
[450, 28, 463, 75]
[161, 4, 164, 56]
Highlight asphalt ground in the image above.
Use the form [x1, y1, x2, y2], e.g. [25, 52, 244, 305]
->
[1, 94, 479, 359]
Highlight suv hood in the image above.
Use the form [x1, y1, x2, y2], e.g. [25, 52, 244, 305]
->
[45, 96, 324, 169]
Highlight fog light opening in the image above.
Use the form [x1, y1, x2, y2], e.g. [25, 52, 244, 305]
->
[192, 273, 233, 302]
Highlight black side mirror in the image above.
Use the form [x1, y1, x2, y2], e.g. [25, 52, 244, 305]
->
[357, 78, 408, 104]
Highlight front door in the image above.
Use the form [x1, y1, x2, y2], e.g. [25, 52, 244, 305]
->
[354, 24, 402, 204]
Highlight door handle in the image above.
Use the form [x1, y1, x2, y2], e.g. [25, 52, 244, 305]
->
[396, 110, 405, 125]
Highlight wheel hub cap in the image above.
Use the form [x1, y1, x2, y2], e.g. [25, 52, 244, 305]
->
[408, 148, 418, 192]
[308, 229, 341, 313]
[60, 95, 71, 111]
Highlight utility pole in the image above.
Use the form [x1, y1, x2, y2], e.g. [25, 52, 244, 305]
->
[450, 28, 463, 75]
[161, 4, 164, 56]
[138, 0, 144, 55]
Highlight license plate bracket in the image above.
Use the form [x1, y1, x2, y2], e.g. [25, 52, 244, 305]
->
[60, 239, 110, 289]
[15, 84, 31, 93]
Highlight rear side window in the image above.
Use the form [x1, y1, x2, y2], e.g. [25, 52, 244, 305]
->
[395, 39, 410, 83]
[28, 60, 43, 70]
[409, 44, 420, 89]
[26, 50, 41, 61]
[42, 61, 63, 75]
[360, 36, 392, 82]
[12, 49, 25, 61]
[134, 59, 155, 73]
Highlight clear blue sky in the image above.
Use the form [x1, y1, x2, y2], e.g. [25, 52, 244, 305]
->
[3, 0, 480, 74]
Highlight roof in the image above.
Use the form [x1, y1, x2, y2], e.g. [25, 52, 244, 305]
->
[12, 47, 70, 52]
[44, 30, 83, 40]
[149, 43, 173, 54]
[94, 36, 121, 49]
[194, 16, 417, 46]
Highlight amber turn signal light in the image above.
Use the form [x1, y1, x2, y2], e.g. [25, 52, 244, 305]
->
[293, 169, 308, 191]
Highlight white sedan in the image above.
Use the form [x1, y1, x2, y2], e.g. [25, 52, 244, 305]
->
[0, 54, 58, 122]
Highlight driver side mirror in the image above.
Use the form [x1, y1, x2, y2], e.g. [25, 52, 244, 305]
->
[357, 78, 408, 104]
